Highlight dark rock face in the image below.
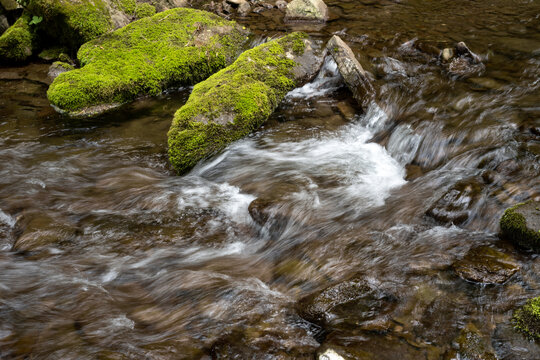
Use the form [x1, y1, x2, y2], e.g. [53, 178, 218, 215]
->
[427, 179, 483, 225]
[327, 35, 375, 109]
[444, 323, 498, 360]
[500, 200, 540, 251]
[453, 246, 520, 284]
[297, 278, 395, 328]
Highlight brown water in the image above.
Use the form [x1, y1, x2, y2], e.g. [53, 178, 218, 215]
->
[0, 0, 539, 358]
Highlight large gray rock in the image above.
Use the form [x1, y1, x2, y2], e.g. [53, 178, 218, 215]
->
[285, 0, 328, 22]
[327, 35, 375, 109]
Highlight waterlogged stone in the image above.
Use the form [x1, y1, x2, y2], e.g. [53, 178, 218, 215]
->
[453, 246, 520, 284]
[445, 323, 498, 360]
[427, 179, 483, 225]
[297, 278, 395, 328]
[500, 200, 540, 251]
[327, 35, 375, 109]
[513, 296, 540, 341]
[442, 41, 485, 79]
[13, 212, 78, 252]
[285, 0, 328, 22]
[47, 61, 74, 81]
[48, 8, 249, 117]
[167, 32, 324, 174]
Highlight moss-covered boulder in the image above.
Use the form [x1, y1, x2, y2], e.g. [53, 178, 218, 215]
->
[513, 296, 540, 341]
[0, 13, 35, 63]
[47, 8, 249, 117]
[500, 200, 540, 251]
[167, 32, 323, 174]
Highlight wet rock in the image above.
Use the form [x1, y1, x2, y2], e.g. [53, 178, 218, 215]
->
[442, 41, 485, 79]
[445, 323, 498, 360]
[275, 0, 287, 9]
[48, 8, 249, 117]
[168, 32, 324, 174]
[426, 179, 483, 225]
[47, 61, 74, 80]
[38, 47, 70, 62]
[335, 100, 357, 120]
[297, 278, 395, 328]
[500, 200, 540, 251]
[453, 246, 520, 284]
[0, 14, 8, 35]
[12, 212, 78, 252]
[237, 0, 251, 16]
[285, 0, 328, 22]
[327, 35, 375, 109]
[467, 77, 504, 91]
[0, 13, 35, 64]
[513, 296, 540, 341]
[248, 196, 289, 231]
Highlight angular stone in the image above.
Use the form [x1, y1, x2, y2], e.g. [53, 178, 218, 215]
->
[445, 323, 498, 360]
[500, 200, 540, 251]
[168, 32, 324, 174]
[327, 35, 375, 109]
[285, 0, 328, 22]
[453, 246, 520, 284]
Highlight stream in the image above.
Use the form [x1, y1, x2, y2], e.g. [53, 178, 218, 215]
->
[0, 0, 540, 358]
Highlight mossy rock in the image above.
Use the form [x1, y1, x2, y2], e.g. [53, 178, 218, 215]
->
[500, 200, 540, 251]
[0, 12, 35, 63]
[47, 8, 249, 117]
[134, 2, 156, 18]
[38, 46, 70, 61]
[444, 323, 497, 360]
[26, 0, 113, 50]
[513, 296, 540, 341]
[167, 32, 324, 174]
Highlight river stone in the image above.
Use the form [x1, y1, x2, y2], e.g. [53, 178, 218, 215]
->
[47, 8, 249, 117]
[297, 278, 394, 328]
[167, 32, 324, 174]
[513, 296, 540, 341]
[12, 212, 78, 252]
[0, 14, 8, 35]
[285, 0, 328, 22]
[453, 246, 520, 284]
[442, 41, 485, 79]
[426, 179, 482, 225]
[444, 323, 498, 360]
[0, 0, 19, 11]
[500, 200, 540, 251]
[327, 35, 375, 109]
[47, 61, 75, 81]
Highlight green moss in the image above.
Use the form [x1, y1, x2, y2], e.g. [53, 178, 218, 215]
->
[26, 0, 112, 50]
[500, 200, 540, 250]
[118, 0, 137, 15]
[513, 296, 540, 341]
[38, 46, 69, 61]
[0, 12, 35, 63]
[47, 8, 248, 115]
[135, 3, 156, 19]
[167, 32, 309, 174]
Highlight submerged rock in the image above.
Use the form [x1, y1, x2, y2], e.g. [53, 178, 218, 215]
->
[167, 32, 324, 174]
[442, 41, 485, 79]
[453, 246, 520, 284]
[0, 13, 34, 63]
[426, 179, 483, 225]
[500, 200, 540, 251]
[513, 296, 540, 341]
[297, 278, 394, 328]
[327, 35, 375, 109]
[285, 0, 328, 22]
[445, 323, 498, 360]
[47, 8, 248, 117]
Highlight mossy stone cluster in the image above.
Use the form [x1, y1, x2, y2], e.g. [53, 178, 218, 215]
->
[0, 12, 34, 63]
[500, 200, 540, 251]
[513, 296, 540, 341]
[47, 8, 249, 117]
[167, 32, 321, 174]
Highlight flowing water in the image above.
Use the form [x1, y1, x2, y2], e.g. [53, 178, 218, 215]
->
[0, 0, 539, 358]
